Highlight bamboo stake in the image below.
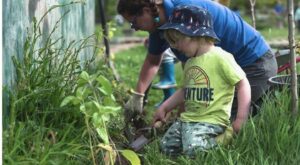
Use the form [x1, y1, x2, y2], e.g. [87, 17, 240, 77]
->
[249, 0, 256, 29]
[287, 0, 298, 116]
[98, 0, 120, 81]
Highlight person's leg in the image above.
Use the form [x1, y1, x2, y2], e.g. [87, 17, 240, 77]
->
[162, 87, 176, 101]
[152, 61, 177, 89]
[231, 50, 278, 120]
[153, 49, 177, 107]
[160, 120, 182, 156]
[182, 122, 225, 157]
[153, 61, 177, 107]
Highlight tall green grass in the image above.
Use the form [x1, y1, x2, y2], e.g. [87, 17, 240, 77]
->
[3, 4, 113, 164]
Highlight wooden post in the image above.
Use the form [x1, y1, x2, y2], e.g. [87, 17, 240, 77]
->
[287, 0, 298, 116]
[98, 0, 120, 81]
[249, 0, 256, 29]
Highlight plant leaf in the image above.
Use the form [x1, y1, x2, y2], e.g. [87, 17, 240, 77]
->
[120, 149, 141, 165]
[78, 71, 90, 85]
[96, 75, 112, 95]
[92, 112, 103, 126]
[76, 86, 85, 99]
[98, 87, 108, 95]
[96, 127, 109, 144]
[101, 114, 110, 122]
[80, 71, 90, 81]
[110, 94, 116, 101]
[80, 101, 96, 116]
[103, 96, 115, 106]
[60, 96, 76, 107]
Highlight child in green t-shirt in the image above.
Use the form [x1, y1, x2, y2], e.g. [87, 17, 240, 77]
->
[152, 5, 251, 156]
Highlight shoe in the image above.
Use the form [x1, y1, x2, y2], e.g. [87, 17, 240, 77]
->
[152, 62, 177, 89]
[154, 87, 176, 108]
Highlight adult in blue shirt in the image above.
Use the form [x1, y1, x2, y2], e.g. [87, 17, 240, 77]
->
[118, 0, 277, 122]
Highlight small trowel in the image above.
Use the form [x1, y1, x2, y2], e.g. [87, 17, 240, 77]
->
[128, 122, 160, 152]
[127, 112, 171, 152]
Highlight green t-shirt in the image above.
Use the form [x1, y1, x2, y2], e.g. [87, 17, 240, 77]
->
[180, 47, 246, 126]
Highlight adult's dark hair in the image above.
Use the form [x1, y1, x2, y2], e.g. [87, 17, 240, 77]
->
[117, 0, 159, 18]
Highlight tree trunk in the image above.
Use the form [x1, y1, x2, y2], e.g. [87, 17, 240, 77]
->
[249, 0, 256, 29]
[287, 0, 298, 116]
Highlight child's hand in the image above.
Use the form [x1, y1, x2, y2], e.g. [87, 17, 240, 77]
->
[152, 108, 167, 127]
[232, 118, 244, 133]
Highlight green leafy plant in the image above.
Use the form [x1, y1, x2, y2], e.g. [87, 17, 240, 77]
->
[61, 71, 140, 165]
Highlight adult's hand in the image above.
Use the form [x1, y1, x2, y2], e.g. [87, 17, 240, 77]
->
[124, 90, 144, 114]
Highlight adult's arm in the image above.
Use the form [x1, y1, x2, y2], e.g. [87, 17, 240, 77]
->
[125, 52, 163, 114]
[135, 52, 163, 94]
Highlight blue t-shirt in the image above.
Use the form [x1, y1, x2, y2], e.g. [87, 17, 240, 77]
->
[148, 0, 270, 67]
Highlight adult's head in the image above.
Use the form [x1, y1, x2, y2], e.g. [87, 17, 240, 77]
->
[117, 0, 165, 32]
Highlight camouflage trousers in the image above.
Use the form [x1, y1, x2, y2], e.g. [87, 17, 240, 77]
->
[160, 120, 225, 157]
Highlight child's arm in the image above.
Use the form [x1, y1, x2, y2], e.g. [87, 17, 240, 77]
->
[152, 88, 185, 124]
[232, 78, 251, 133]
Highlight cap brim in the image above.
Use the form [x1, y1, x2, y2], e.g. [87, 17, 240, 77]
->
[158, 23, 182, 30]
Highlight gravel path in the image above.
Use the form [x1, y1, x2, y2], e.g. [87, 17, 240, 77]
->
[110, 37, 145, 54]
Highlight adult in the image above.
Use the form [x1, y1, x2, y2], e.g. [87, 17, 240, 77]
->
[119, 0, 277, 120]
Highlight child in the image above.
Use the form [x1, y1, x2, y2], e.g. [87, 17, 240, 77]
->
[152, 5, 251, 156]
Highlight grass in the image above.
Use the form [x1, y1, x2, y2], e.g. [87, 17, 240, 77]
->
[114, 44, 300, 164]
